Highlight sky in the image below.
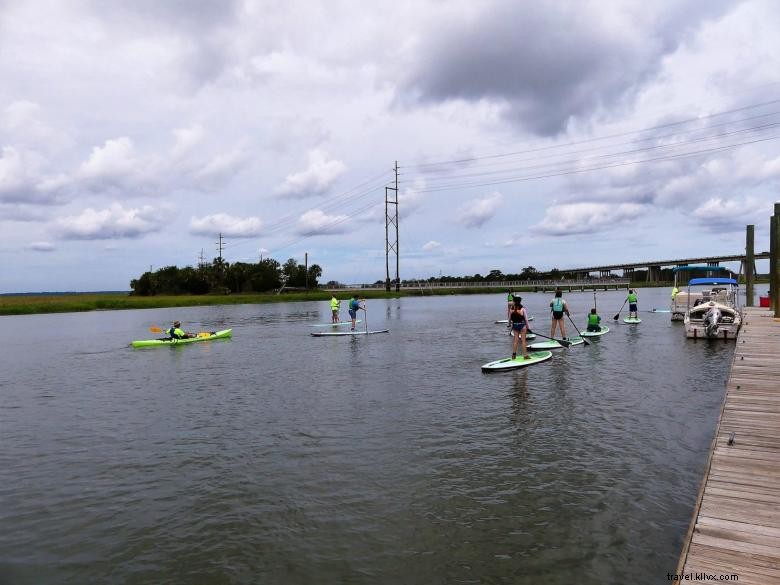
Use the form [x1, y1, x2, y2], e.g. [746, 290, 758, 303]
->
[1, 0, 779, 292]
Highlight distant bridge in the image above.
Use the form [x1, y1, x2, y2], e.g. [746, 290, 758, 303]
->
[564, 252, 769, 281]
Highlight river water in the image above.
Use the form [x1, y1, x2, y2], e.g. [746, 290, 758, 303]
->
[0, 287, 758, 584]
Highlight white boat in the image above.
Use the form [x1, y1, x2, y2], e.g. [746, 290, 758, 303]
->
[683, 277, 741, 340]
[670, 265, 730, 321]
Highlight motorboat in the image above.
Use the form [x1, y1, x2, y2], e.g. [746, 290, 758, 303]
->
[670, 265, 729, 321]
[683, 277, 741, 340]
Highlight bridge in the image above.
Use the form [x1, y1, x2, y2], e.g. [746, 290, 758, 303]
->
[563, 252, 769, 282]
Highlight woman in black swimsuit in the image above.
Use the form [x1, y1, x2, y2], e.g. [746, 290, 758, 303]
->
[509, 295, 531, 360]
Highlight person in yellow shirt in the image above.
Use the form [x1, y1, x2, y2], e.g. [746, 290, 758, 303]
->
[330, 296, 340, 323]
[671, 286, 679, 300]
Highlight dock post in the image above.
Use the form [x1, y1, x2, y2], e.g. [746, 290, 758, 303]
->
[746, 224, 754, 307]
[773, 203, 780, 316]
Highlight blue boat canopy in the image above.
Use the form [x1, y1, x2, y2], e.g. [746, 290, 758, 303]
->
[672, 265, 727, 272]
[688, 277, 738, 286]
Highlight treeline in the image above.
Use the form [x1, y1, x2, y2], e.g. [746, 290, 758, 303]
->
[130, 258, 322, 296]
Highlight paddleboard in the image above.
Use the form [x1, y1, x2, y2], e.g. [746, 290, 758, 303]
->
[310, 320, 362, 327]
[580, 326, 609, 337]
[507, 331, 536, 340]
[481, 351, 553, 371]
[648, 309, 670, 313]
[311, 329, 389, 337]
[623, 317, 642, 324]
[528, 337, 584, 350]
[495, 316, 533, 324]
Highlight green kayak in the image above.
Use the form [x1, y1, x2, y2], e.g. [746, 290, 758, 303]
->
[131, 329, 232, 348]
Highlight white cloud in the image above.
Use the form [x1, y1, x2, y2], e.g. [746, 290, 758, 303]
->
[296, 209, 349, 235]
[194, 147, 249, 183]
[691, 197, 766, 232]
[77, 137, 139, 182]
[27, 241, 55, 252]
[56, 203, 168, 240]
[422, 240, 441, 251]
[189, 213, 264, 237]
[172, 124, 205, 159]
[456, 192, 503, 228]
[276, 150, 347, 199]
[534, 202, 646, 236]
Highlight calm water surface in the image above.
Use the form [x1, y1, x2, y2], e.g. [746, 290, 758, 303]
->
[1, 288, 753, 584]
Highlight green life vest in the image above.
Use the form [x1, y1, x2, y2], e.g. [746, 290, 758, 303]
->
[628, 293, 637, 302]
[587, 313, 600, 326]
[331, 297, 339, 310]
[507, 293, 513, 301]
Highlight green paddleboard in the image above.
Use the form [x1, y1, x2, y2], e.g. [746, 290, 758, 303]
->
[580, 326, 609, 337]
[528, 337, 584, 350]
[623, 317, 642, 324]
[481, 351, 553, 371]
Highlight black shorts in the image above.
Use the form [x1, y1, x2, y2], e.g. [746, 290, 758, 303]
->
[552, 311, 564, 320]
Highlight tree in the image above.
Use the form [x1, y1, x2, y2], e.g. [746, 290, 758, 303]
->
[520, 266, 537, 280]
[486, 269, 503, 281]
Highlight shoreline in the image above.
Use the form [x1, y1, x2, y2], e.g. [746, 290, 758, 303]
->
[1, 280, 765, 316]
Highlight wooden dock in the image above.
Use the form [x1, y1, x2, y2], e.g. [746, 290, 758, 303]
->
[677, 307, 780, 583]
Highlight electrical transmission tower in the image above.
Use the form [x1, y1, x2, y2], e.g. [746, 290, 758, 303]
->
[385, 161, 399, 292]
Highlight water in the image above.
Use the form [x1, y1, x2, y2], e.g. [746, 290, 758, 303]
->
[0, 287, 756, 584]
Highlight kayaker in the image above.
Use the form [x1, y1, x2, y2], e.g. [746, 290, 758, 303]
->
[586, 308, 602, 332]
[348, 296, 365, 331]
[168, 321, 195, 339]
[509, 295, 530, 360]
[627, 289, 639, 319]
[550, 288, 570, 340]
[330, 295, 340, 323]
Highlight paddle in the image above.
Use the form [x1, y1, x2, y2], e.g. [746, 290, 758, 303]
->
[148, 326, 209, 338]
[613, 298, 628, 320]
[566, 314, 590, 346]
[527, 330, 572, 347]
[363, 304, 368, 334]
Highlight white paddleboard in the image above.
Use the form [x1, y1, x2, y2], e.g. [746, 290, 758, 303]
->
[507, 331, 536, 340]
[310, 320, 362, 327]
[311, 329, 389, 337]
[529, 337, 584, 350]
[580, 326, 609, 337]
[481, 351, 553, 371]
[495, 316, 533, 324]
[623, 317, 642, 324]
[648, 309, 670, 313]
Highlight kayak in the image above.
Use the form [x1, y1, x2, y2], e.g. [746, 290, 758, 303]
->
[580, 326, 609, 337]
[310, 320, 362, 327]
[529, 337, 584, 350]
[311, 329, 389, 337]
[623, 317, 642, 324]
[131, 329, 232, 348]
[481, 351, 553, 371]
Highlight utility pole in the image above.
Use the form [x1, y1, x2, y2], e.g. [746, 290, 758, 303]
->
[216, 233, 225, 263]
[198, 248, 206, 269]
[772, 203, 780, 316]
[385, 160, 399, 292]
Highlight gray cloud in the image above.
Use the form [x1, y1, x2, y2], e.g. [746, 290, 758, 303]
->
[400, 1, 735, 136]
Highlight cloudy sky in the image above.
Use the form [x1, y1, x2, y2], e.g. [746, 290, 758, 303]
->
[2, 0, 779, 292]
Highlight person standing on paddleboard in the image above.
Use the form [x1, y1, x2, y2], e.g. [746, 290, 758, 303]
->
[586, 308, 602, 332]
[330, 295, 340, 323]
[510, 295, 531, 360]
[348, 296, 365, 331]
[550, 289, 570, 340]
[627, 289, 639, 319]
[167, 321, 195, 339]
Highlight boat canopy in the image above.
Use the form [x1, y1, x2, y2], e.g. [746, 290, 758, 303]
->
[688, 277, 738, 286]
[672, 265, 728, 272]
